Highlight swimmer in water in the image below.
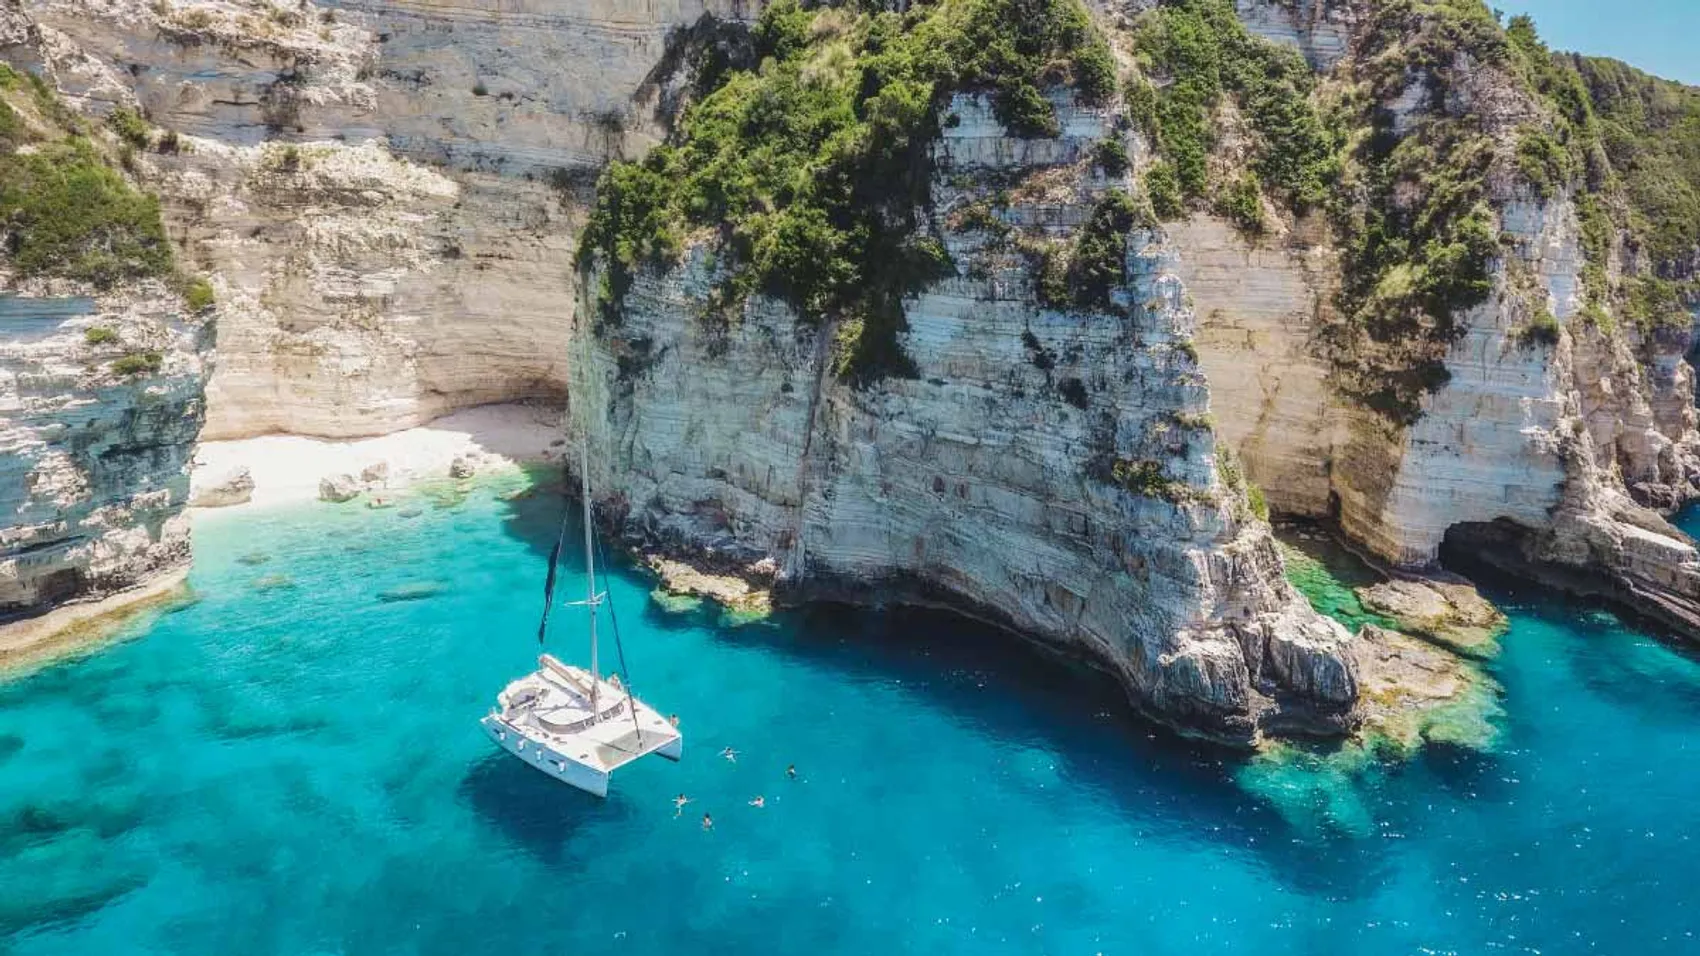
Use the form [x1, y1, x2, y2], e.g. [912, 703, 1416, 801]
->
[668, 714, 680, 727]
[673, 793, 690, 817]
[720, 746, 738, 763]
[786, 764, 797, 780]
[702, 813, 714, 830]
[749, 796, 765, 808]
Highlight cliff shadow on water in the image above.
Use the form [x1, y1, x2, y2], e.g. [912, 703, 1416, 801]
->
[1440, 518, 1700, 718]
[483, 471, 1498, 893]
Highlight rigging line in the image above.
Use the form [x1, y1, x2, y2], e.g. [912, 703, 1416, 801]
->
[537, 497, 571, 645]
[593, 528, 644, 743]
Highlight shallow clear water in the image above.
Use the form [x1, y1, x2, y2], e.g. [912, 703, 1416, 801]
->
[3, 480, 1699, 954]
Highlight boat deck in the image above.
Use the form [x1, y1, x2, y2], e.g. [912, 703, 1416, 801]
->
[496, 658, 680, 772]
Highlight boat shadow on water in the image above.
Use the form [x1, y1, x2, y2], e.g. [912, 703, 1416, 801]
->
[457, 751, 638, 867]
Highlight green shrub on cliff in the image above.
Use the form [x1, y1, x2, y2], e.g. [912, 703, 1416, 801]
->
[1065, 190, 1146, 310]
[1130, 0, 1337, 213]
[183, 276, 216, 313]
[579, 0, 1116, 384]
[1318, 2, 1510, 425]
[0, 137, 173, 286]
[111, 350, 162, 376]
[0, 72, 175, 288]
[108, 106, 151, 149]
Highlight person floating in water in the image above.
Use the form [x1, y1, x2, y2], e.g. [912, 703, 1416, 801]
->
[673, 793, 690, 817]
[748, 796, 765, 808]
[701, 813, 714, 831]
[720, 746, 737, 763]
[786, 764, 797, 780]
[668, 714, 680, 727]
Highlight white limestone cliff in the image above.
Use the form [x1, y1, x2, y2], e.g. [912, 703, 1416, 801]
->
[569, 94, 1361, 744]
[0, 281, 211, 625]
[18, 0, 749, 439]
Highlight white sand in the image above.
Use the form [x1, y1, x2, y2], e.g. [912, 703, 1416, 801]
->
[192, 402, 565, 510]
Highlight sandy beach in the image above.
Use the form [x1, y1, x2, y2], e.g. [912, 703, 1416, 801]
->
[191, 403, 566, 510]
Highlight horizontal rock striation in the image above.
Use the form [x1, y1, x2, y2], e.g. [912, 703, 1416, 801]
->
[0, 284, 211, 623]
[1181, 5, 1700, 644]
[18, 0, 749, 439]
[571, 94, 1362, 744]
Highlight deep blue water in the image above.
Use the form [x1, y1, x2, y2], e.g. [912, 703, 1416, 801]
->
[2, 477, 1698, 954]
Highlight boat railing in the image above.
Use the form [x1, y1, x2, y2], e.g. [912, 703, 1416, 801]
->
[535, 699, 628, 735]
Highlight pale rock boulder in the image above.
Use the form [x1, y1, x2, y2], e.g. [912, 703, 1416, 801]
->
[317, 473, 361, 502]
[190, 465, 255, 508]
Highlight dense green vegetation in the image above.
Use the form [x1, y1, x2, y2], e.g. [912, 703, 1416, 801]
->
[83, 325, 118, 346]
[1503, 14, 1700, 332]
[0, 138, 173, 286]
[1128, 0, 1337, 221]
[0, 65, 175, 288]
[579, 0, 1116, 383]
[1318, 0, 1510, 424]
[1566, 54, 1700, 330]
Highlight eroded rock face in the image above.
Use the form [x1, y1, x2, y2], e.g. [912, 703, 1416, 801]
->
[19, 0, 748, 439]
[570, 94, 1361, 744]
[0, 283, 211, 620]
[1181, 20, 1700, 643]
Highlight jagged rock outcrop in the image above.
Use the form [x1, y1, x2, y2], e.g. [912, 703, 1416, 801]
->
[0, 283, 211, 622]
[571, 93, 1360, 744]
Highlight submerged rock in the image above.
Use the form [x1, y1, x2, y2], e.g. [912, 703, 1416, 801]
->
[250, 574, 296, 592]
[649, 588, 705, 615]
[448, 455, 477, 480]
[646, 556, 772, 623]
[376, 582, 447, 603]
[1357, 576, 1506, 657]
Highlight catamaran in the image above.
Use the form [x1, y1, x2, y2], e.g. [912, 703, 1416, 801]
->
[480, 442, 681, 797]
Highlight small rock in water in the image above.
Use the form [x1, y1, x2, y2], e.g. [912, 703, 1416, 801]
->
[366, 496, 395, 510]
[376, 582, 447, 603]
[318, 474, 361, 503]
[251, 574, 296, 592]
[360, 461, 390, 484]
[448, 455, 477, 480]
[398, 507, 423, 518]
[236, 552, 270, 566]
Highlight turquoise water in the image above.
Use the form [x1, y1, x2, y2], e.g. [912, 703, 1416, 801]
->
[3, 480, 1699, 955]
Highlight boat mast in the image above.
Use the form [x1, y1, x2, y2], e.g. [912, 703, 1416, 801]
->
[581, 436, 600, 721]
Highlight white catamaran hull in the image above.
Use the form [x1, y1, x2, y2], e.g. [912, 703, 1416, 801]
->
[481, 714, 685, 797]
[480, 659, 684, 798]
[482, 713, 612, 797]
